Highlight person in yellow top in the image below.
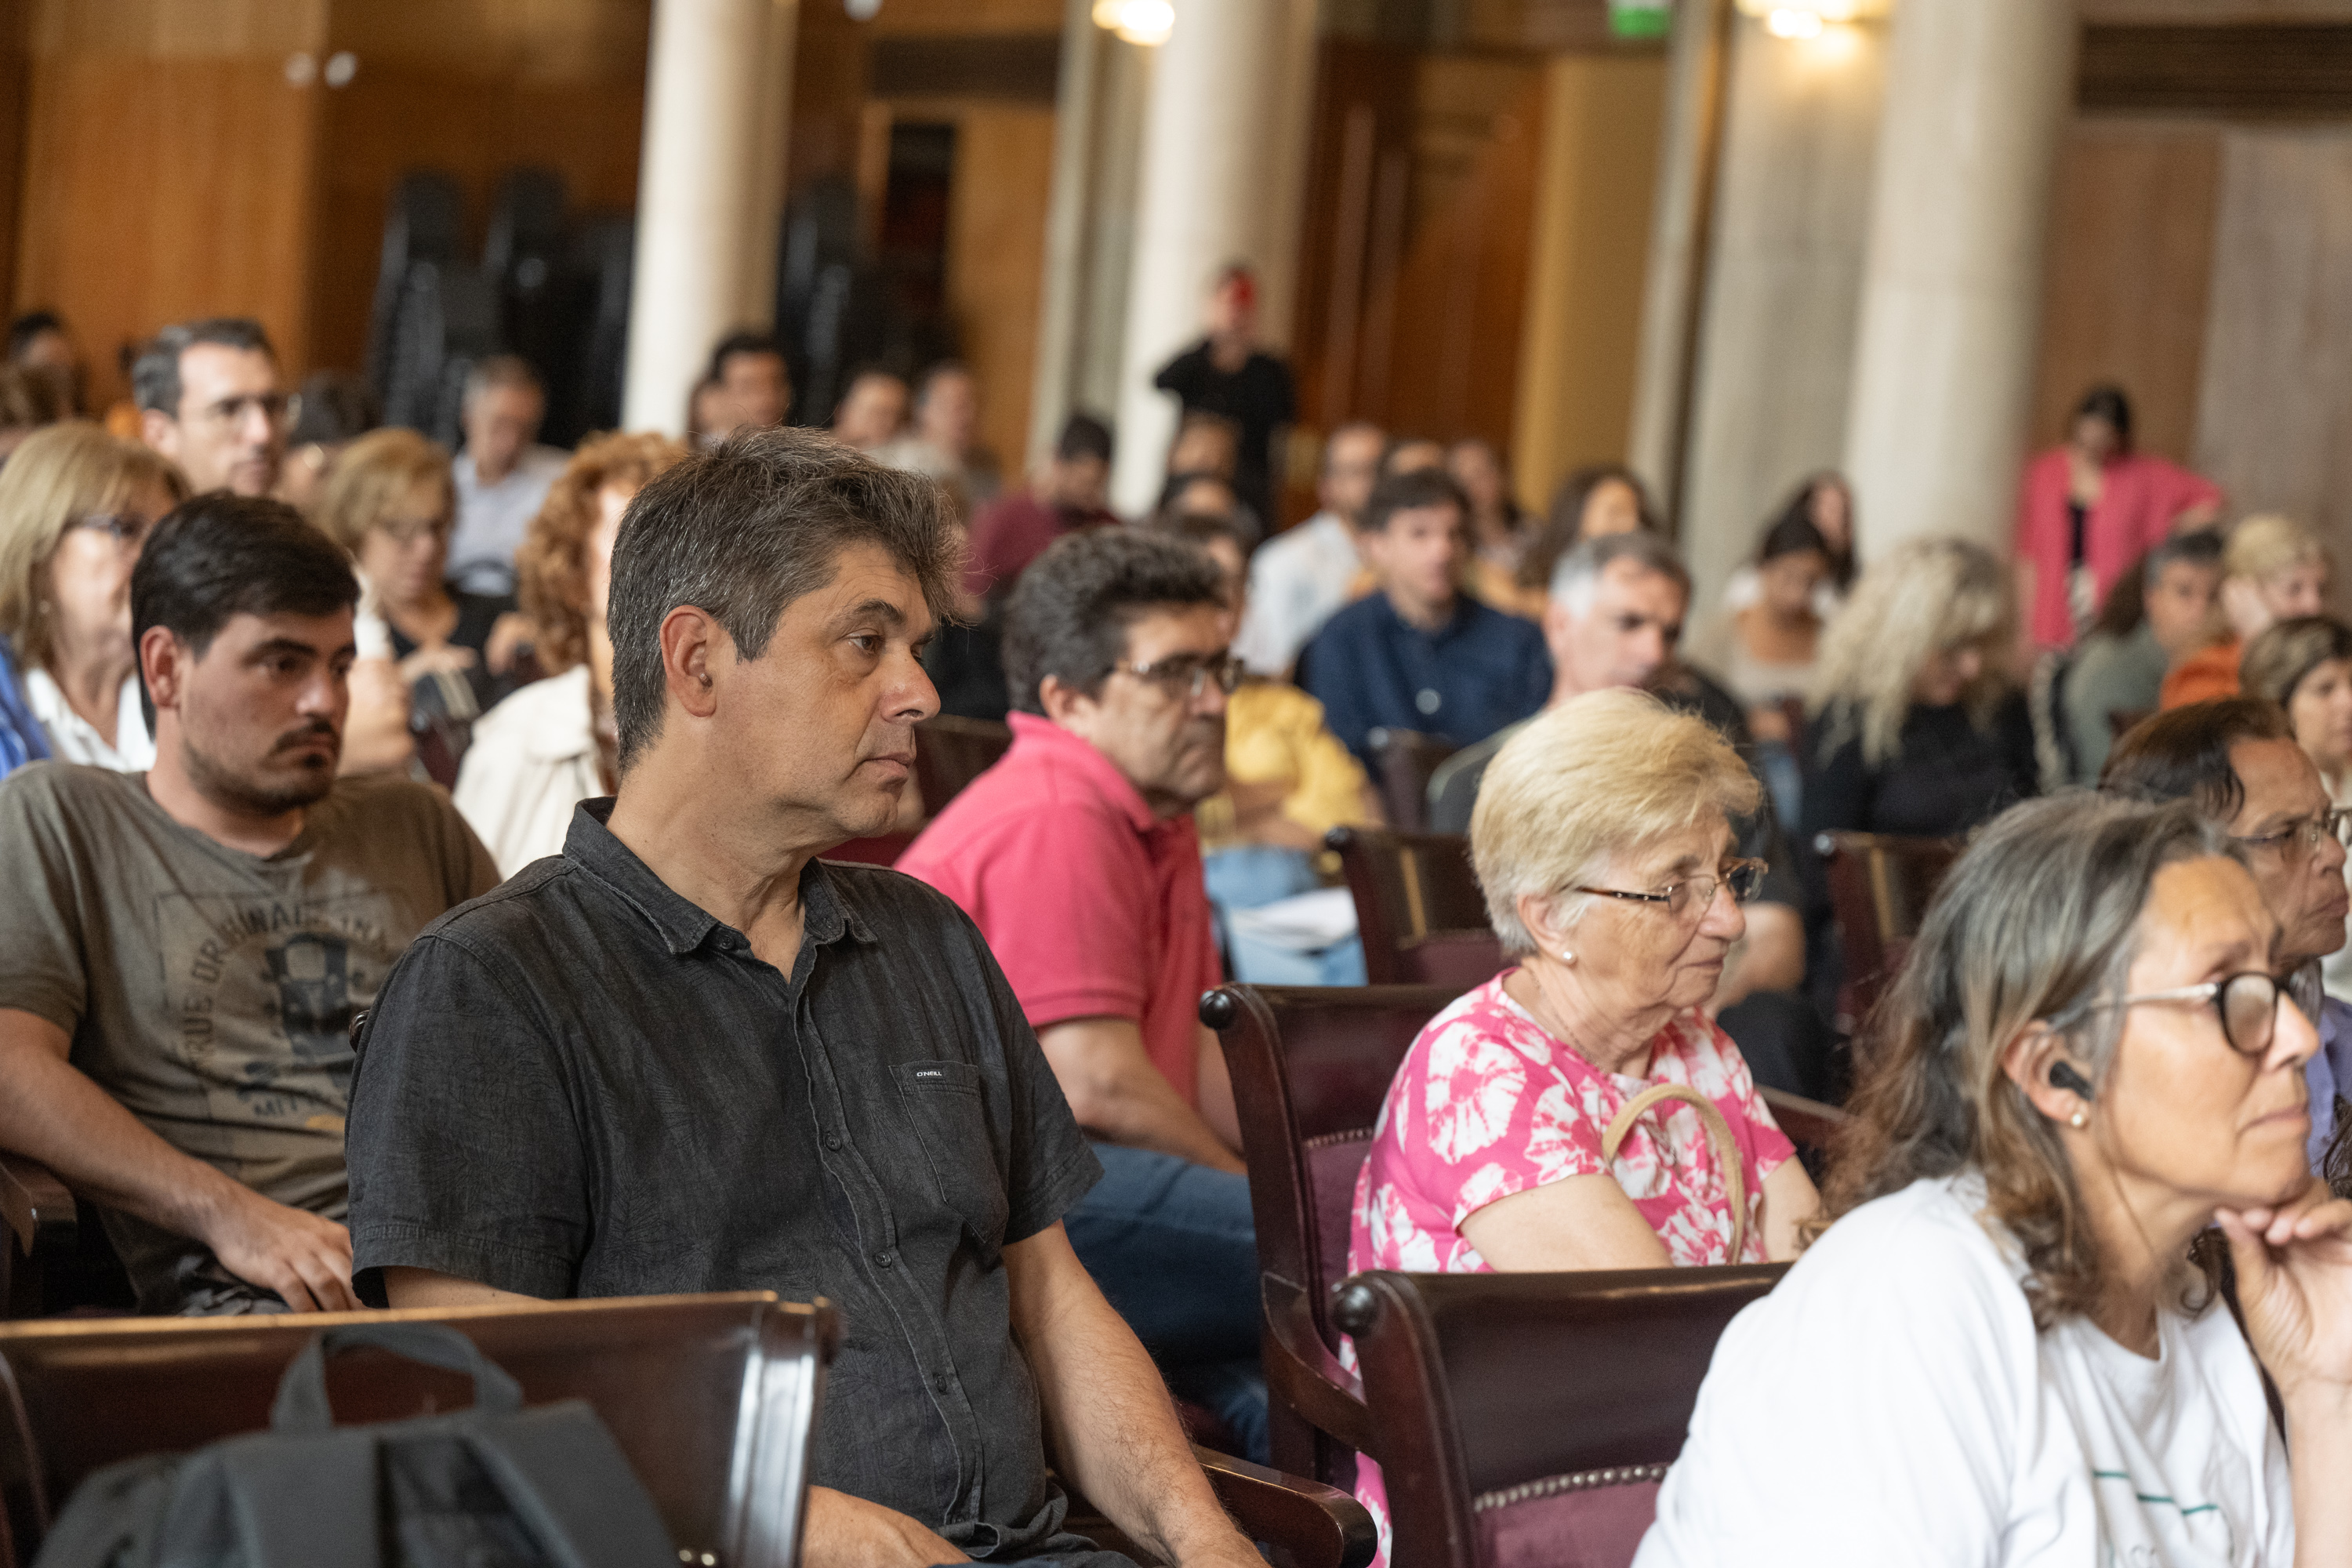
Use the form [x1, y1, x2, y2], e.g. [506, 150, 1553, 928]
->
[1164, 511, 1383, 983]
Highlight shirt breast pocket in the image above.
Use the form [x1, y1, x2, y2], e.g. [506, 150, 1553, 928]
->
[895, 1059, 1011, 1265]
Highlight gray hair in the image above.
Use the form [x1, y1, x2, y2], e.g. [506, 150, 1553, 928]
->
[462, 354, 543, 412]
[1548, 529, 1692, 613]
[131, 318, 275, 416]
[1470, 688, 1758, 956]
[606, 427, 962, 772]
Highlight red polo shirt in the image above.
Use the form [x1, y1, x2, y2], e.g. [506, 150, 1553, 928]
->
[898, 713, 1219, 1107]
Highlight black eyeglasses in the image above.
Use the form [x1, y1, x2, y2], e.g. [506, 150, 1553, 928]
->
[1115, 652, 1246, 700]
[1573, 858, 1768, 920]
[2234, 808, 2352, 858]
[2057, 970, 2292, 1058]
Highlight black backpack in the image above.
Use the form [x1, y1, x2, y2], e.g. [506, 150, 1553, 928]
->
[31, 1322, 677, 1568]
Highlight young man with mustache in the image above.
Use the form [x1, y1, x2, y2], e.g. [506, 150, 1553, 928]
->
[0, 495, 496, 1312]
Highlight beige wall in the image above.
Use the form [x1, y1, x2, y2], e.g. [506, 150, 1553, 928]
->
[1510, 51, 1668, 515]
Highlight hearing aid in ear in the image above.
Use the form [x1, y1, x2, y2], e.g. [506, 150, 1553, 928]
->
[2049, 1061, 2095, 1103]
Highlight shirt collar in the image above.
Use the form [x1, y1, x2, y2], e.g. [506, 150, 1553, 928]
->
[1004, 711, 1160, 836]
[563, 798, 875, 957]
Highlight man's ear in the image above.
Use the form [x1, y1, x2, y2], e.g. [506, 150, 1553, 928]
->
[658, 604, 725, 722]
[140, 410, 179, 459]
[1038, 673, 1094, 734]
[2000, 1021, 2089, 1126]
[139, 626, 185, 716]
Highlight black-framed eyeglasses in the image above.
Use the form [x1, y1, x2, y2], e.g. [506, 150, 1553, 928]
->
[2056, 970, 2292, 1058]
[1114, 651, 1245, 700]
[1573, 858, 1768, 920]
[2234, 808, 2352, 858]
[70, 512, 154, 547]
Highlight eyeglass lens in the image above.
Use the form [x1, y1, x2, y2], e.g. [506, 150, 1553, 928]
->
[2220, 973, 2282, 1055]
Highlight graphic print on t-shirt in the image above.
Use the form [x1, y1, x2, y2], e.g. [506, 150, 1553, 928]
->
[2092, 1468, 2234, 1566]
[159, 889, 405, 1131]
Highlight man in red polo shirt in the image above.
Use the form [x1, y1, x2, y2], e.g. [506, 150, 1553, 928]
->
[899, 528, 1263, 1459]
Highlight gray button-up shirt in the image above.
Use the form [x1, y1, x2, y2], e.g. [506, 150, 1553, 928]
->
[347, 801, 1109, 1558]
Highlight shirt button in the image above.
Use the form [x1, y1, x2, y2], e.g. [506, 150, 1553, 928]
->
[873, 1248, 895, 1268]
[1416, 688, 1442, 715]
[824, 1131, 843, 1150]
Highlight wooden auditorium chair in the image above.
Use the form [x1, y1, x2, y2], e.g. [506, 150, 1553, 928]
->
[1809, 830, 1962, 1033]
[1333, 1266, 1784, 1568]
[1324, 828, 1501, 989]
[1363, 729, 1458, 833]
[913, 713, 1014, 813]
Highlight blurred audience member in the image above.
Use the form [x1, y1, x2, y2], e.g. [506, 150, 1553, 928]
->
[686, 375, 728, 448]
[706, 331, 791, 436]
[448, 356, 567, 598]
[455, 432, 688, 876]
[901, 528, 1265, 1460]
[318, 428, 524, 740]
[1721, 472, 1855, 616]
[1692, 510, 1830, 820]
[8, 308, 83, 414]
[828, 367, 909, 451]
[1232, 421, 1383, 677]
[965, 413, 1116, 601]
[1166, 409, 1240, 484]
[877, 361, 998, 510]
[2102, 698, 2352, 1173]
[1805, 537, 2035, 841]
[0, 495, 496, 1313]
[2163, 514, 2332, 710]
[2017, 383, 2221, 651]
[1154, 470, 1261, 547]
[1381, 437, 1445, 477]
[0, 363, 67, 466]
[1152, 263, 1295, 524]
[0, 423, 187, 775]
[133, 318, 288, 498]
[278, 370, 381, 514]
[1297, 468, 1549, 767]
[1448, 437, 1530, 607]
[2063, 529, 2223, 780]
[2242, 617, 2352, 1004]
[1173, 510, 1378, 986]
[1514, 463, 1657, 617]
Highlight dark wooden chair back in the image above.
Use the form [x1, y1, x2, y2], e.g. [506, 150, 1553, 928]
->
[1810, 830, 1962, 1031]
[1334, 1266, 1785, 1568]
[1326, 827, 1499, 988]
[1201, 983, 1461, 1482]
[914, 713, 1013, 813]
[1365, 729, 1457, 833]
[0, 1293, 836, 1568]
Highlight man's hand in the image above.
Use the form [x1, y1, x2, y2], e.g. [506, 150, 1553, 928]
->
[191, 1181, 359, 1312]
[800, 1486, 970, 1568]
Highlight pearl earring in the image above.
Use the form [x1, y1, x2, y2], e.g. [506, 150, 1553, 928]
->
[1559, 949, 1576, 964]
[2069, 1110, 2088, 1130]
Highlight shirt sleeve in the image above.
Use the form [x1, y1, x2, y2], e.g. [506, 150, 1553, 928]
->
[1279, 694, 1375, 838]
[0, 770, 90, 1033]
[346, 931, 588, 1301]
[956, 914, 1103, 1242]
[1298, 623, 1375, 764]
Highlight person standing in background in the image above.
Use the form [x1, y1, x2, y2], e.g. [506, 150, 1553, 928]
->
[1152, 264, 1295, 528]
[446, 357, 568, 599]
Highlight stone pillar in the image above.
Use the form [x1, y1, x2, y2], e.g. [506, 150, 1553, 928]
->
[1109, 0, 1317, 518]
[1841, 0, 2074, 557]
[622, 0, 799, 436]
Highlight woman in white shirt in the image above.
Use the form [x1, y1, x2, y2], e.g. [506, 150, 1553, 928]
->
[453, 431, 687, 875]
[0, 421, 187, 776]
[1639, 791, 2352, 1567]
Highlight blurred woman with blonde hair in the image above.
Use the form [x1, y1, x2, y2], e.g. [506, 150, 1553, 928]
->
[0, 421, 187, 775]
[1802, 535, 2037, 841]
[2162, 514, 2332, 710]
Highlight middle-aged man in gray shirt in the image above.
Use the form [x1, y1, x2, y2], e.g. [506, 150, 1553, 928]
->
[347, 429, 1262, 1568]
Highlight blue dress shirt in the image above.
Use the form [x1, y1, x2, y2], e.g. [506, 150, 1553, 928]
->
[1297, 591, 1552, 765]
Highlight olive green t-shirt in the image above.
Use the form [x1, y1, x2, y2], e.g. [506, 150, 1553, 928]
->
[0, 762, 498, 1311]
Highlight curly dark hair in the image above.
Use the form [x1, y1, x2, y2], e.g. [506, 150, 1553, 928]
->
[1002, 528, 1225, 716]
[515, 431, 689, 674]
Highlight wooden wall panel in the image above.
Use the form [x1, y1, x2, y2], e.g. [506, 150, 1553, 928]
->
[2028, 120, 2220, 470]
[2194, 127, 2352, 549]
[931, 101, 1057, 477]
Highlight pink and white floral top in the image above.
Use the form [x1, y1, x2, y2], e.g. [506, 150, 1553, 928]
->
[1347, 972, 1794, 1279]
[1341, 974, 1795, 1568]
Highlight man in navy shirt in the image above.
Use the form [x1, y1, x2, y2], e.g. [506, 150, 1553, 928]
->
[1297, 467, 1550, 765]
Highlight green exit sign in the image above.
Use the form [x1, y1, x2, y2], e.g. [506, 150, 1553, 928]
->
[1610, 0, 1672, 38]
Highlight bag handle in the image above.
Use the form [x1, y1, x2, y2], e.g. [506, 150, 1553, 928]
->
[1601, 1083, 1749, 1264]
[271, 1323, 525, 1434]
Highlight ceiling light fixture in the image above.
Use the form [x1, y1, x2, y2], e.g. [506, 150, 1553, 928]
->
[1092, 0, 1174, 47]
[1766, 8, 1824, 37]
[1735, 0, 1890, 38]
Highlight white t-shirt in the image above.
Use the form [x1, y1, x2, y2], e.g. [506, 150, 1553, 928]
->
[451, 664, 601, 878]
[23, 667, 153, 771]
[1635, 1174, 2291, 1568]
[448, 445, 568, 597]
[1234, 511, 1361, 677]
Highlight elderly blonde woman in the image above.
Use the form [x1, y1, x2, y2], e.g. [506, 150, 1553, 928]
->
[1802, 535, 2035, 842]
[1640, 793, 2352, 1565]
[2164, 514, 2333, 710]
[452, 431, 687, 873]
[1343, 688, 1820, 1566]
[0, 422, 187, 775]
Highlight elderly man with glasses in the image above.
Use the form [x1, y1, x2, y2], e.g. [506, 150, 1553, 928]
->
[133, 318, 291, 499]
[901, 528, 1267, 1461]
[2103, 696, 2352, 1178]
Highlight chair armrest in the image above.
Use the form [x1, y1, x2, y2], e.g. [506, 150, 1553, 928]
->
[0, 1153, 74, 1257]
[1196, 1444, 1377, 1568]
[1262, 1276, 1377, 1456]
[1758, 1087, 1846, 1156]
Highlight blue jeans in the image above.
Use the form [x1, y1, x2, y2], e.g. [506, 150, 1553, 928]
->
[1202, 845, 1367, 987]
[1063, 1142, 1268, 1464]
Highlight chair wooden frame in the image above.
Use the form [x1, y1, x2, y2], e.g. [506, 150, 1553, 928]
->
[1810, 829, 1962, 1030]
[913, 713, 1013, 815]
[1325, 827, 1497, 987]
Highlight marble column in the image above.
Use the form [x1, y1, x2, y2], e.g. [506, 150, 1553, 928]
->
[1841, 0, 2075, 557]
[622, 0, 799, 436]
[1108, 0, 1317, 518]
